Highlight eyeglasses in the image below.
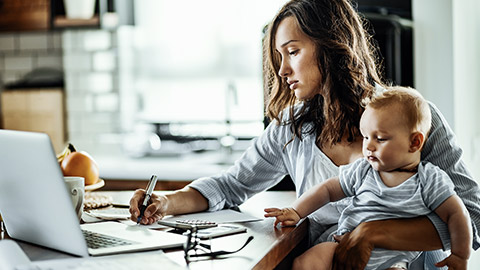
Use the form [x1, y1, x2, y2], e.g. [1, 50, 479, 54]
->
[183, 226, 254, 263]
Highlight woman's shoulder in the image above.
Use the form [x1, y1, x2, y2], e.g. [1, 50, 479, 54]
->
[422, 101, 461, 159]
[427, 101, 451, 131]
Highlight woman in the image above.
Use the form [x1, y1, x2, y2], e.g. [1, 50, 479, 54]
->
[130, 0, 480, 269]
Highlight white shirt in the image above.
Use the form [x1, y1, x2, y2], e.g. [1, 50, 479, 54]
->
[189, 102, 480, 254]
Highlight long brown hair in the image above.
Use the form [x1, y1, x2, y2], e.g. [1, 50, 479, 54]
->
[264, 0, 384, 147]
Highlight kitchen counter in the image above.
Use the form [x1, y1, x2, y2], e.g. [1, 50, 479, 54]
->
[95, 150, 243, 182]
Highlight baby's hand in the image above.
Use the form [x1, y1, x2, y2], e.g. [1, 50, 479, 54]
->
[264, 207, 301, 227]
[435, 253, 468, 270]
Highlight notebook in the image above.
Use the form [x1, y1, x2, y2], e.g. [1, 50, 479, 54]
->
[0, 130, 186, 257]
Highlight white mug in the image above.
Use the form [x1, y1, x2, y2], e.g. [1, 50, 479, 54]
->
[64, 176, 85, 221]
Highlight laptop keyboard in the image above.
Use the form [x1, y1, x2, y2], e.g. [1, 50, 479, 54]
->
[82, 230, 136, 249]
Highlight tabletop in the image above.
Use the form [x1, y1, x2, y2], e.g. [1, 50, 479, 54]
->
[4, 191, 309, 270]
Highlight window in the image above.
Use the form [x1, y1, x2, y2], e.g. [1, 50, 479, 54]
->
[125, 0, 286, 138]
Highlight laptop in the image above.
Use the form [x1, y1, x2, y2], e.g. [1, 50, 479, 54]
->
[0, 130, 186, 257]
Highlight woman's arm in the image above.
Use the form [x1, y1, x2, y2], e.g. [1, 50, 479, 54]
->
[423, 103, 480, 249]
[188, 119, 290, 211]
[332, 217, 443, 270]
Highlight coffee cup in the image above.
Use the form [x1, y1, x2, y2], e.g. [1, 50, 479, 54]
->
[64, 176, 85, 221]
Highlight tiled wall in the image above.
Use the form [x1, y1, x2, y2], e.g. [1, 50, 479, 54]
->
[0, 32, 63, 87]
[61, 29, 122, 154]
[0, 29, 124, 155]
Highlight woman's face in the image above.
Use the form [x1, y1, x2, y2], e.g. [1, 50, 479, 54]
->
[275, 16, 322, 100]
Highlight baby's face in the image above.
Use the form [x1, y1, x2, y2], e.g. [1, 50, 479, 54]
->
[359, 105, 413, 171]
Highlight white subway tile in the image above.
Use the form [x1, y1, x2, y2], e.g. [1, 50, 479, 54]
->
[110, 31, 118, 48]
[62, 30, 80, 51]
[19, 33, 48, 51]
[92, 51, 116, 71]
[94, 93, 119, 112]
[4, 56, 33, 71]
[36, 54, 63, 69]
[49, 32, 63, 51]
[82, 30, 111, 51]
[0, 35, 16, 52]
[84, 94, 94, 111]
[87, 73, 113, 93]
[69, 113, 114, 136]
[63, 72, 77, 93]
[88, 113, 119, 133]
[66, 95, 90, 112]
[64, 72, 90, 93]
[67, 114, 98, 140]
[2, 71, 20, 85]
[63, 52, 92, 71]
[66, 115, 82, 136]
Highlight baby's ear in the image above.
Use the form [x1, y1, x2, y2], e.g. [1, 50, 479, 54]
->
[409, 132, 425, 152]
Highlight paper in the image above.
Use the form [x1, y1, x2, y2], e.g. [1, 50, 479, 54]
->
[121, 209, 262, 229]
[86, 208, 131, 220]
[164, 209, 262, 223]
[18, 250, 187, 270]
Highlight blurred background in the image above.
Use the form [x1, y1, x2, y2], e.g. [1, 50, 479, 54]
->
[0, 0, 479, 266]
[0, 0, 479, 188]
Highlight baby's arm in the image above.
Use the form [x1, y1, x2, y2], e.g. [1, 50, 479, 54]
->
[263, 207, 301, 227]
[433, 194, 472, 270]
[264, 176, 346, 227]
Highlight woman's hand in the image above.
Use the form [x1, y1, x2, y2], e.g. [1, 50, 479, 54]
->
[435, 254, 468, 270]
[264, 207, 301, 227]
[129, 187, 209, 225]
[331, 231, 373, 270]
[332, 217, 443, 270]
[129, 189, 168, 224]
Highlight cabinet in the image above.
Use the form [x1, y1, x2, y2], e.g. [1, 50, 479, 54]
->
[0, 0, 50, 31]
[0, 0, 133, 32]
[50, 0, 134, 29]
[0, 89, 66, 153]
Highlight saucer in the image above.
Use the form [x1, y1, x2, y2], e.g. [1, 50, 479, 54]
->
[85, 179, 105, 191]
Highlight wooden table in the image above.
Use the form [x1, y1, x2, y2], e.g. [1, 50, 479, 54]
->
[4, 191, 308, 270]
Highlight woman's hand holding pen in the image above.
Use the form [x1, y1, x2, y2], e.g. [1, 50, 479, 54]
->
[129, 189, 168, 225]
[129, 186, 209, 225]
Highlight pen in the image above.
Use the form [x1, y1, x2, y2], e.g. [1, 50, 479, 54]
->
[137, 174, 158, 224]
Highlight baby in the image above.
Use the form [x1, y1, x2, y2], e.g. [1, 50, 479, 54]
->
[265, 86, 472, 270]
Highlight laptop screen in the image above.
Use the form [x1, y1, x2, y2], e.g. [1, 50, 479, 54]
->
[0, 130, 186, 257]
[0, 130, 89, 256]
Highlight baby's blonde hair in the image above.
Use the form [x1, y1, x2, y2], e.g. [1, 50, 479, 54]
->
[363, 86, 432, 136]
